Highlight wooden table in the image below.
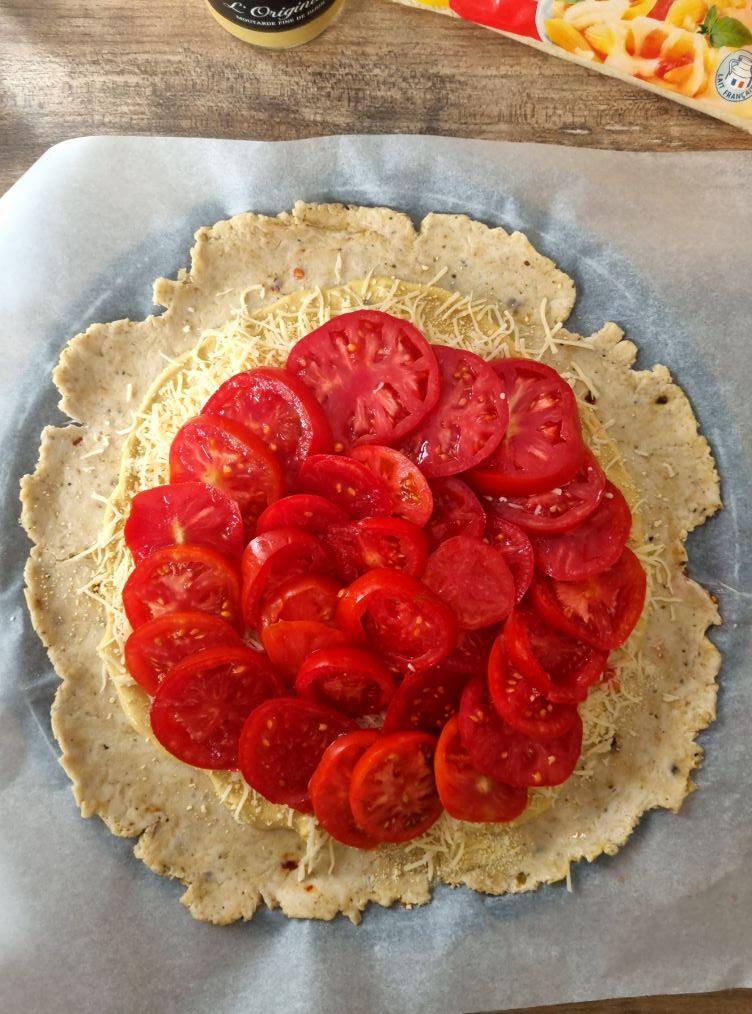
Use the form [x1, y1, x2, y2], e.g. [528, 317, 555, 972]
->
[1, 1, 750, 1011]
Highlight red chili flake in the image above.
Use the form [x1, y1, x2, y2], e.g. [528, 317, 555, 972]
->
[293, 267, 305, 279]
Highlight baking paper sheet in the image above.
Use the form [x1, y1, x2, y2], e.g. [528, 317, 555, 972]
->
[0, 136, 750, 1014]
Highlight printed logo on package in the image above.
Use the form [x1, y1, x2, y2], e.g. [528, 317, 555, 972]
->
[716, 50, 752, 101]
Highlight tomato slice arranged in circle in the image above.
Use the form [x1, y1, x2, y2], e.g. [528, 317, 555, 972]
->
[425, 477, 486, 550]
[422, 535, 516, 630]
[382, 665, 471, 735]
[124, 481, 244, 564]
[295, 646, 396, 717]
[487, 635, 578, 740]
[240, 527, 334, 630]
[459, 675, 583, 788]
[169, 414, 284, 535]
[124, 611, 243, 695]
[483, 515, 534, 603]
[286, 309, 441, 450]
[260, 620, 349, 682]
[531, 547, 647, 651]
[149, 645, 283, 770]
[255, 494, 348, 537]
[482, 450, 606, 536]
[238, 698, 357, 812]
[297, 454, 392, 521]
[336, 569, 458, 672]
[468, 358, 585, 496]
[349, 444, 434, 526]
[202, 366, 333, 483]
[503, 606, 608, 704]
[442, 625, 499, 677]
[349, 732, 442, 843]
[122, 544, 242, 631]
[399, 345, 508, 479]
[435, 716, 528, 824]
[324, 517, 428, 582]
[309, 731, 381, 849]
[259, 573, 342, 629]
[530, 481, 632, 580]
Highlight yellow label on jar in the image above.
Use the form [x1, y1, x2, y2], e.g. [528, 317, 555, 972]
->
[206, 0, 345, 47]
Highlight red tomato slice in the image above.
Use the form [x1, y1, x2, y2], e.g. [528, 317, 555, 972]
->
[425, 477, 486, 550]
[259, 573, 341, 629]
[202, 366, 333, 483]
[255, 493, 348, 536]
[124, 611, 243, 695]
[487, 635, 578, 740]
[459, 675, 583, 788]
[324, 517, 428, 582]
[483, 515, 534, 603]
[295, 647, 396, 717]
[122, 544, 242, 631]
[240, 527, 334, 630]
[309, 731, 381, 849]
[442, 625, 499, 677]
[382, 666, 471, 735]
[468, 359, 585, 496]
[149, 645, 283, 770]
[399, 345, 508, 478]
[349, 444, 433, 526]
[169, 414, 284, 535]
[435, 716, 528, 823]
[531, 547, 647, 651]
[124, 481, 244, 564]
[482, 450, 605, 535]
[349, 732, 442, 843]
[238, 698, 357, 812]
[285, 310, 440, 450]
[531, 481, 632, 580]
[297, 454, 392, 520]
[260, 620, 349, 682]
[336, 569, 458, 673]
[450, 0, 541, 40]
[422, 535, 515, 630]
[503, 606, 608, 704]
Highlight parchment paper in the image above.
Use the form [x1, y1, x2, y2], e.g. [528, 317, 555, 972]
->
[0, 136, 750, 1014]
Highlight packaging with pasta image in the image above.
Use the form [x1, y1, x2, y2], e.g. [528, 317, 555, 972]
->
[394, 0, 752, 132]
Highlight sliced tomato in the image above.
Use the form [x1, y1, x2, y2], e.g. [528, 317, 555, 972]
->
[309, 731, 381, 849]
[382, 666, 471, 735]
[531, 481, 632, 580]
[202, 366, 333, 483]
[260, 620, 349, 682]
[149, 645, 283, 770]
[348, 444, 433, 526]
[286, 309, 440, 449]
[483, 515, 534, 603]
[296, 647, 396, 717]
[259, 573, 341, 629]
[487, 635, 578, 740]
[483, 450, 605, 535]
[255, 493, 348, 536]
[435, 716, 528, 823]
[531, 547, 647, 651]
[503, 606, 608, 704]
[468, 358, 585, 496]
[124, 481, 244, 564]
[336, 569, 457, 672]
[122, 544, 242, 631]
[297, 454, 392, 520]
[124, 611, 243, 695]
[422, 535, 515, 630]
[442, 625, 499, 677]
[450, 0, 541, 40]
[238, 698, 357, 812]
[399, 345, 508, 478]
[349, 732, 442, 843]
[425, 477, 486, 550]
[459, 675, 583, 788]
[324, 518, 428, 582]
[169, 414, 284, 535]
[240, 527, 334, 630]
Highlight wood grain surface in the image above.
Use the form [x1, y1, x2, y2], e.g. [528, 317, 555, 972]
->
[2, 0, 752, 197]
[1, 1, 750, 1011]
